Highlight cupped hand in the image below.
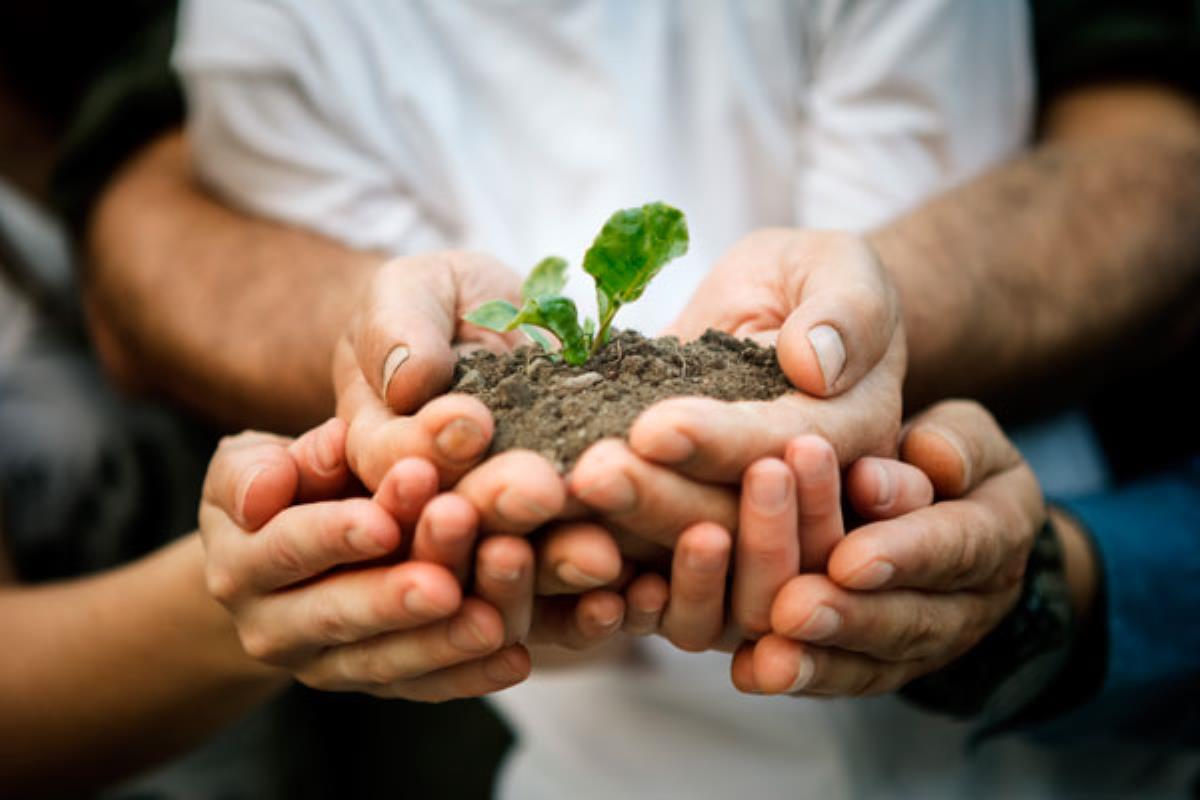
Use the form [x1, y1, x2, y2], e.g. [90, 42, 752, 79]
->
[732, 401, 1043, 697]
[335, 251, 525, 491]
[198, 419, 531, 702]
[619, 435, 933, 654]
[630, 229, 906, 481]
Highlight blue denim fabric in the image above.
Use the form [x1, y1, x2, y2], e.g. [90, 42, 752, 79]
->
[1051, 458, 1200, 746]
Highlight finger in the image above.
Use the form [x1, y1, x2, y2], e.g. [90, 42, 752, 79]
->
[237, 561, 463, 663]
[203, 432, 300, 531]
[529, 590, 625, 650]
[286, 418, 353, 501]
[534, 523, 623, 595]
[730, 641, 760, 694]
[660, 523, 732, 652]
[751, 635, 910, 697]
[569, 439, 738, 548]
[352, 258, 461, 414]
[410, 493, 481, 583]
[454, 450, 567, 536]
[340, 364, 496, 490]
[628, 357, 901, 484]
[373, 457, 440, 528]
[845, 457, 934, 520]
[302, 597, 505, 689]
[828, 464, 1042, 592]
[371, 645, 532, 702]
[202, 498, 403, 598]
[899, 400, 1021, 498]
[769, 574, 1008, 662]
[773, 234, 897, 397]
[785, 435, 845, 571]
[475, 536, 535, 644]
[623, 572, 669, 636]
[732, 458, 798, 637]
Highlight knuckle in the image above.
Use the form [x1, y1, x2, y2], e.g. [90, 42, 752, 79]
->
[309, 595, 351, 645]
[204, 565, 240, 605]
[239, 628, 287, 664]
[357, 647, 400, 687]
[896, 603, 940, 655]
[264, 529, 307, 583]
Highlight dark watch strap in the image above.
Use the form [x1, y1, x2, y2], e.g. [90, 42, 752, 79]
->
[899, 517, 1075, 725]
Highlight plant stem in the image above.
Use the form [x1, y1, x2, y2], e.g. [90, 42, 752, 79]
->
[590, 304, 619, 357]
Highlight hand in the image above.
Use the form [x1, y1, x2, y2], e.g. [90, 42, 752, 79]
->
[334, 252, 524, 491]
[732, 401, 1044, 697]
[198, 419, 531, 702]
[416, 450, 632, 652]
[630, 229, 906, 481]
[620, 435, 933, 653]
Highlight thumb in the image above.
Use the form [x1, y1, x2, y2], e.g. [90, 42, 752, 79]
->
[775, 235, 898, 397]
[353, 258, 459, 414]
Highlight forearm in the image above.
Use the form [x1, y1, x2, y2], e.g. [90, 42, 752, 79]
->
[84, 131, 381, 432]
[0, 534, 286, 795]
[871, 84, 1200, 411]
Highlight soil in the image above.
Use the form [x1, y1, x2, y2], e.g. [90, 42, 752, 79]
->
[451, 329, 792, 471]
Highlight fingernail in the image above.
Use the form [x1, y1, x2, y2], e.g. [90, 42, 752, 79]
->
[382, 345, 410, 396]
[870, 461, 893, 509]
[807, 325, 846, 392]
[428, 514, 467, 549]
[684, 545, 727, 574]
[449, 614, 495, 652]
[435, 418, 488, 462]
[749, 466, 791, 514]
[555, 561, 608, 589]
[573, 472, 636, 513]
[484, 649, 525, 683]
[235, 466, 265, 523]
[592, 607, 622, 629]
[347, 526, 389, 556]
[483, 562, 523, 583]
[796, 605, 841, 641]
[404, 587, 455, 618]
[845, 560, 895, 590]
[496, 489, 553, 526]
[313, 424, 342, 475]
[649, 428, 694, 463]
[787, 652, 816, 692]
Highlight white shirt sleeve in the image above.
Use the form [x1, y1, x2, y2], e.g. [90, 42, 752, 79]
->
[173, 0, 448, 255]
[797, 0, 1033, 231]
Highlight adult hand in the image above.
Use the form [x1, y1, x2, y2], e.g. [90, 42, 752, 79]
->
[630, 229, 906, 481]
[732, 401, 1044, 697]
[198, 419, 532, 702]
[335, 252, 524, 491]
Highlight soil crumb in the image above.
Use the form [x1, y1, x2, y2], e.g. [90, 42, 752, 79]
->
[452, 329, 791, 471]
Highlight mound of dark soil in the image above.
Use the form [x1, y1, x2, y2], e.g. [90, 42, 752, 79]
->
[451, 329, 791, 471]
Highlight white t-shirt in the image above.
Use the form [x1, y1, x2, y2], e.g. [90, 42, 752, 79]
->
[175, 2, 1193, 797]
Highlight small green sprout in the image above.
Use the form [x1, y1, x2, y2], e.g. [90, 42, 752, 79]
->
[464, 202, 689, 365]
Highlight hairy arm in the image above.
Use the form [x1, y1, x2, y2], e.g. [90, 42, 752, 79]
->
[0, 533, 285, 795]
[84, 131, 382, 432]
[873, 83, 1200, 411]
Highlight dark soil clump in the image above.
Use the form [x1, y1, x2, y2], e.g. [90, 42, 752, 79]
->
[452, 329, 792, 471]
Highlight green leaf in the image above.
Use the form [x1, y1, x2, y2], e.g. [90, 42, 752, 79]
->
[522, 256, 569, 301]
[464, 299, 519, 332]
[513, 295, 589, 365]
[520, 324, 554, 352]
[583, 202, 689, 310]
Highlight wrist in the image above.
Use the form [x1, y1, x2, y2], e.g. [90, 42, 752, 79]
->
[1048, 505, 1099, 623]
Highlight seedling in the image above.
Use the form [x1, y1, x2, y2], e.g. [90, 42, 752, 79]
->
[464, 202, 689, 365]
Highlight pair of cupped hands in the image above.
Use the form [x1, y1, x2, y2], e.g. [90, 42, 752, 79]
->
[199, 230, 1044, 702]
